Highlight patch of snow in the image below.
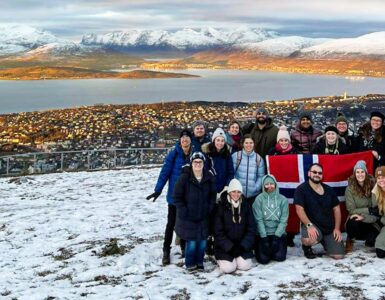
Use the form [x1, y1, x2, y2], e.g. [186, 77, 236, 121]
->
[1, 169, 384, 299]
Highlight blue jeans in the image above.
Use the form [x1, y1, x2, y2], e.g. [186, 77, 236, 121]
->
[185, 240, 207, 268]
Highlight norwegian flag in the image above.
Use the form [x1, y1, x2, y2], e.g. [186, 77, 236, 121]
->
[266, 151, 374, 233]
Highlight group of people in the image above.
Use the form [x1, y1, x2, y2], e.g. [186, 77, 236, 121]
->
[146, 108, 385, 273]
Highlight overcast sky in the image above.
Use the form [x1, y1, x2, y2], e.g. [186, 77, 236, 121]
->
[2, 0, 385, 40]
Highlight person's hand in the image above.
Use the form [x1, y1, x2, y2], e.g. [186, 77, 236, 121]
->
[271, 236, 280, 253]
[307, 225, 319, 242]
[372, 150, 379, 160]
[333, 229, 342, 242]
[350, 214, 364, 221]
[146, 192, 161, 202]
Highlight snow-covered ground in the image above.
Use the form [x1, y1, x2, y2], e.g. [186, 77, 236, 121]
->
[1, 168, 384, 300]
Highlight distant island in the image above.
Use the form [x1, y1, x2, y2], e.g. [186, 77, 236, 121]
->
[0, 67, 199, 80]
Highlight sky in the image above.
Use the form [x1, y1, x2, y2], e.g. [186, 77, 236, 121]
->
[1, 0, 385, 40]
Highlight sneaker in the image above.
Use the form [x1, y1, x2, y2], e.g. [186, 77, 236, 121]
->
[302, 245, 317, 259]
[197, 265, 204, 271]
[162, 249, 170, 265]
[345, 238, 354, 254]
[186, 265, 197, 272]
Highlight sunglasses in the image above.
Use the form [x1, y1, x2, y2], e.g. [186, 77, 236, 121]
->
[310, 170, 323, 175]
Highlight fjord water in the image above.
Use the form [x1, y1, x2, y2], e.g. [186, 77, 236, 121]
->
[1, 69, 385, 113]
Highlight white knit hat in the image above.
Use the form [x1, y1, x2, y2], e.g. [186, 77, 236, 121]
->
[227, 179, 243, 194]
[277, 125, 291, 142]
[211, 128, 226, 143]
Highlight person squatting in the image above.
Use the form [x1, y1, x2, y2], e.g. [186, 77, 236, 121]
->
[147, 109, 385, 273]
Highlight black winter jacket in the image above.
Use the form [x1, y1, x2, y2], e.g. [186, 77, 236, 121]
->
[214, 193, 256, 261]
[173, 168, 216, 241]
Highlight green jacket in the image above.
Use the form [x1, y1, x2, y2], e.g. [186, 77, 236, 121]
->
[345, 185, 378, 224]
[248, 118, 279, 158]
[252, 175, 289, 237]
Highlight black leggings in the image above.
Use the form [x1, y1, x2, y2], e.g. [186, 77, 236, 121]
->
[255, 235, 287, 264]
[345, 219, 379, 244]
[163, 204, 185, 251]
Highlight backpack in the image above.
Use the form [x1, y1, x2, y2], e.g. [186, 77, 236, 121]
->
[234, 151, 262, 173]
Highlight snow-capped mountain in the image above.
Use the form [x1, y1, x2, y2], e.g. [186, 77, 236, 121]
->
[81, 27, 278, 51]
[297, 32, 385, 58]
[239, 36, 332, 57]
[0, 24, 64, 55]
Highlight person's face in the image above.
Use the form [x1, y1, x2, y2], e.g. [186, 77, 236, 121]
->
[325, 131, 337, 145]
[194, 125, 205, 137]
[243, 138, 254, 153]
[180, 136, 191, 148]
[229, 123, 240, 135]
[308, 166, 323, 184]
[264, 182, 275, 193]
[192, 159, 204, 172]
[300, 117, 312, 129]
[355, 168, 366, 184]
[370, 117, 383, 131]
[229, 190, 241, 201]
[278, 138, 289, 149]
[336, 122, 348, 134]
[256, 111, 267, 123]
[214, 136, 225, 151]
[377, 175, 385, 190]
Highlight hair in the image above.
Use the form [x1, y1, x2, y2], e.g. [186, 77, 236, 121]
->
[308, 163, 323, 171]
[241, 134, 254, 146]
[374, 184, 385, 215]
[348, 171, 374, 198]
[359, 122, 383, 143]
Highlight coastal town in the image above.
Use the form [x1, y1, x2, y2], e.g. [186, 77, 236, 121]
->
[1, 94, 385, 155]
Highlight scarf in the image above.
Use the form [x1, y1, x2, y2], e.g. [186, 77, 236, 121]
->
[275, 143, 293, 154]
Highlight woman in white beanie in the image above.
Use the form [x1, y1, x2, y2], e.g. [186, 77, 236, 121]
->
[214, 179, 255, 273]
[267, 125, 298, 155]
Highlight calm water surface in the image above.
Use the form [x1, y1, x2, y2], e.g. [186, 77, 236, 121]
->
[0, 69, 385, 113]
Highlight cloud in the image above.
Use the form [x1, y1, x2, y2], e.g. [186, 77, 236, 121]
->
[1, 0, 385, 40]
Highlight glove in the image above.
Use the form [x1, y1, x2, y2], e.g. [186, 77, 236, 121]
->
[230, 245, 241, 258]
[260, 237, 270, 253]
[369, 206, 380, 217]
[271, 236, 280, 253]
[146, 191, 161, 202]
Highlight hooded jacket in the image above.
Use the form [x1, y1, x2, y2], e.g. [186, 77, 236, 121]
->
[202, 142, 235, 193]
[314, 135, 348, 155]
[214, 192, 256, 261]
[252, 175, 289, 237]
[290, 122, 322, 154]
[248, 118, 279, 157]
[173, 168, 216, 241]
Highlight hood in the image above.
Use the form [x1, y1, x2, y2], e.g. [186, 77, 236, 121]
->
[261, 174, 279, 197]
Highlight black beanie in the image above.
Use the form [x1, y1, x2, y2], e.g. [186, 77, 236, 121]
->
[179, 129, 192, 139]
[324, 126, 339, 135]
[299, 111, 312, 121]
[370, 111, 385, 122]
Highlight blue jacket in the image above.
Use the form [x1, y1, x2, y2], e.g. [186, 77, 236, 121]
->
[202, 143, 235, 193]
[232, 150, 265, 198]
[173, 168, 217, 241]
[154, 143, 191, 205]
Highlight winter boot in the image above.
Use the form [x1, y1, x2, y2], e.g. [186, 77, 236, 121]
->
[345, 238, 354, 253]
[302, 245, 317, 259]
[162, 248, 170, 265]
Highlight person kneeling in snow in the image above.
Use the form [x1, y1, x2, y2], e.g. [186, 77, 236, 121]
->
[214, 179, 255, 273]
[173, 152, 217, 271]
[253, 175, 289, 264]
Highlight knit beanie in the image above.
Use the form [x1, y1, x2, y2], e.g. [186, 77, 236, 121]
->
[227, 178, 243, 194]
[335, 112, 348, 125]
[190, 151, 206, 163]
[276, 125, 291, 142]
[353, 160, 367, 173]
[370, 111, 385, 123]
[256, 107, 269, 116]
[375, 166, 385, 179]
[211, 128, 227, 143]
[179, 129, 192, 139]
[324, 126, 339, 135]
[299, 111, 312, 121]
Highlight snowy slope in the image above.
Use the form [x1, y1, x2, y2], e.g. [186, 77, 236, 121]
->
[0, 24, 63, 55]
[1, 169, 384, 299]
[81, 27, 278, 51]
[298, 32, 385, 58]
[240, 36, 331, 57]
